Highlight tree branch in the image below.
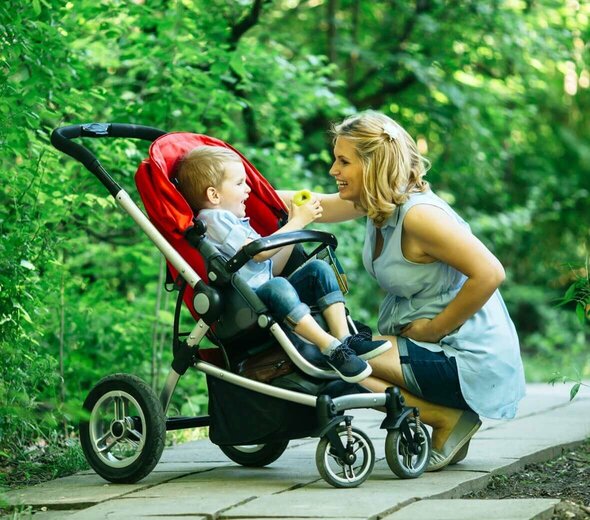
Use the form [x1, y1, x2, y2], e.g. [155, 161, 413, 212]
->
[350, 0, 432, 93]
[225, 0, 273, 144]
[355, 73, 417, 108]
[229, 0, 271, 49]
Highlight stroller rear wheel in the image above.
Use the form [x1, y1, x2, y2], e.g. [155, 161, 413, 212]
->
[218, 441, 289, 467]
[315, 425, 374, 488]
[385, 417, 431, 479]
[80, 373, 166, 483]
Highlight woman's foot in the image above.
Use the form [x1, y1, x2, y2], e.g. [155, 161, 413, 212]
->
[427, 410, 481, 472]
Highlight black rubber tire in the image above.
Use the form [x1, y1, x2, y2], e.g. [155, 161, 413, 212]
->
[79, 373, 166, 483]
[385, 419, 431, 479]
[315, 426, 374, 488]
[218, 440, 289, 467]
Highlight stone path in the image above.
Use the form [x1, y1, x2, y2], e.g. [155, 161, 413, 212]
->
[3, 383, 589, 520]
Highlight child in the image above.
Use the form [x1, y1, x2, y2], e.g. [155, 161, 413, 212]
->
[176, 145, 391, 383]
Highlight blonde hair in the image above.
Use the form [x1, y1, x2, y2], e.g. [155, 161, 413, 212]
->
[332, 111, 430, 227]
[176, 145, 242, 210]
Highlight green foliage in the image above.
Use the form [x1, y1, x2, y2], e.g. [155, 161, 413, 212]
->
[1, 0, 589, 484]
[557, 256, 590, 326]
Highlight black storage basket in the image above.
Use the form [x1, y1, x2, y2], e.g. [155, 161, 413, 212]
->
[207, 375, 319, 446]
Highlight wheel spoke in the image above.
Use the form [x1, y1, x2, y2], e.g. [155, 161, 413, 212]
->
[95, 430, 112, 446]
[125, 438, 140, 451]
[114, 397, 126, 421]
[403, 451, 414, 469]
[128, 429, 143, 443]
[345, 464, 356, 481]
[98, 438, 117, 454]
[352, 441, 365, 454]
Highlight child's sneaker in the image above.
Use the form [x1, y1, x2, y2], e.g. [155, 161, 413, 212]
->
[325, 344, 372, 383]
[345, 333, 392, 360]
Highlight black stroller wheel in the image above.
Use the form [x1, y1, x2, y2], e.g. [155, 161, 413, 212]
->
[80, 373, 166, 483]
[385, 418, 431, 479]
[315, 426, 374, 488]
[218, 441, 289, 467]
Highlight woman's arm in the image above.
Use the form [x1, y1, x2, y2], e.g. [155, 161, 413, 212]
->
[277, 190, 365, 223]
[400, 204, 505, 343]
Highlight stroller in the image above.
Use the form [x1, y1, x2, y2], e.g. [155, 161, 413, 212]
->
[51, 123, 431, 488]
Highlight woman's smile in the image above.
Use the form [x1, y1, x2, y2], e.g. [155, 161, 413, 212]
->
[330, 137, 363, 203]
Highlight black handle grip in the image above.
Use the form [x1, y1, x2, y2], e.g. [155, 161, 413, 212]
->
[226, 230, 338, 273]
[51, 123, 166, 196]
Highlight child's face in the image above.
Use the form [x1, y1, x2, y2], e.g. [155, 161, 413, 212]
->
[216, 161, 251, 218]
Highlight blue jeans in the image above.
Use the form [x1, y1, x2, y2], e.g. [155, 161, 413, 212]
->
[255, 260, 345, 328]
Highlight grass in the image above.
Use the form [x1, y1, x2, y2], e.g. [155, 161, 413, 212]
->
[0, 439, 88, 490]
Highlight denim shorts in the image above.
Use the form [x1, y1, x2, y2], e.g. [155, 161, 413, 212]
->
[398, 337, 472, 411]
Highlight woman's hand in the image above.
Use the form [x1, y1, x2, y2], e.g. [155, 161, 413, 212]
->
[289, 198, 323, 227]
[400, 318, 444, 343]
[277, 190, 364, 223]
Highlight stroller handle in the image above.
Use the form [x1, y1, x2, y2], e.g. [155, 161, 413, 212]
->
[51, 123, 166, 196]
[226, 230, 338, 273]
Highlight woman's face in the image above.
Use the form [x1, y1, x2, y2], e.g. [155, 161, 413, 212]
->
[330, 137, 364, 203]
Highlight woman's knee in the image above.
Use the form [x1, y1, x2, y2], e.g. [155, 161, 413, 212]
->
[368, 337, 404, 384]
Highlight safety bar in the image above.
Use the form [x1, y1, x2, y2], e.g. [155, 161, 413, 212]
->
[226, 230, 338, 272]
[50, 123, 166, 196]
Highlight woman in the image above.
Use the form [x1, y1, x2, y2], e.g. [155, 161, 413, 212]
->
[279, 111, 525, 471]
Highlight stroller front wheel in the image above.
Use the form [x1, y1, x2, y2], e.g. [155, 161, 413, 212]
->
[218, 441, 289, 467]
[315, 425, 374, 488]
[385, 418, 431, 479]
[80, 373, 166, 483]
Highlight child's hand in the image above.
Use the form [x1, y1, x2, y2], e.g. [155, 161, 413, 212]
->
[290, 198, 323, 227]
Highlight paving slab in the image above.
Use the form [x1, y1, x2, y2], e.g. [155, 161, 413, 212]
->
[2, 383, 588, 520]
[2, 471, 187, 508]
[222, 471, 490, 518]
[382, 499, 560, 520]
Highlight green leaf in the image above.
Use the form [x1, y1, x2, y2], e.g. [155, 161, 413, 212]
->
[229, 53, 249, 79]
[32, 0, 41, 16]
[563, 282, 577, 302]
[569, 383, 581, 401]
[576, 302, 586, 325]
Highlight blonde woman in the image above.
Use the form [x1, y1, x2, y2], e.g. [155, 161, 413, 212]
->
[279, 111, 525, 471]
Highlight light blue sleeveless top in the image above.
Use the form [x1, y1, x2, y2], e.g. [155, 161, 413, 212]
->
[362, 190, 525, 419]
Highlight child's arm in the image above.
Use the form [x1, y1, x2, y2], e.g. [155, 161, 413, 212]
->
[251, 198, 322, 271]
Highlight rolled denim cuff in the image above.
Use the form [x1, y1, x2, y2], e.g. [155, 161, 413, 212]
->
[284, 302, 311, 328]
[316, 290, 345, 311]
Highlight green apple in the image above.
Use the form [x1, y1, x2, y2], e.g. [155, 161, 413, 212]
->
[293, 189, 312, 206]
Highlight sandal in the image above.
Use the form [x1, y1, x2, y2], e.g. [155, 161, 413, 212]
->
[427, 410, 481, 472]
[449, 440, 470, 465]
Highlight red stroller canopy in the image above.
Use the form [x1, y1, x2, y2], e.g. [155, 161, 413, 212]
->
[135, 132, 287, 318]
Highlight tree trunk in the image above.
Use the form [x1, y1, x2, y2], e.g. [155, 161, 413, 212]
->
[327, 0, 338, 64]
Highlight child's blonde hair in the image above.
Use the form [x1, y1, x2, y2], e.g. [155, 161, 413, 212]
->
[176, 145, 242, 210]
[332, 111, 430, 227]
